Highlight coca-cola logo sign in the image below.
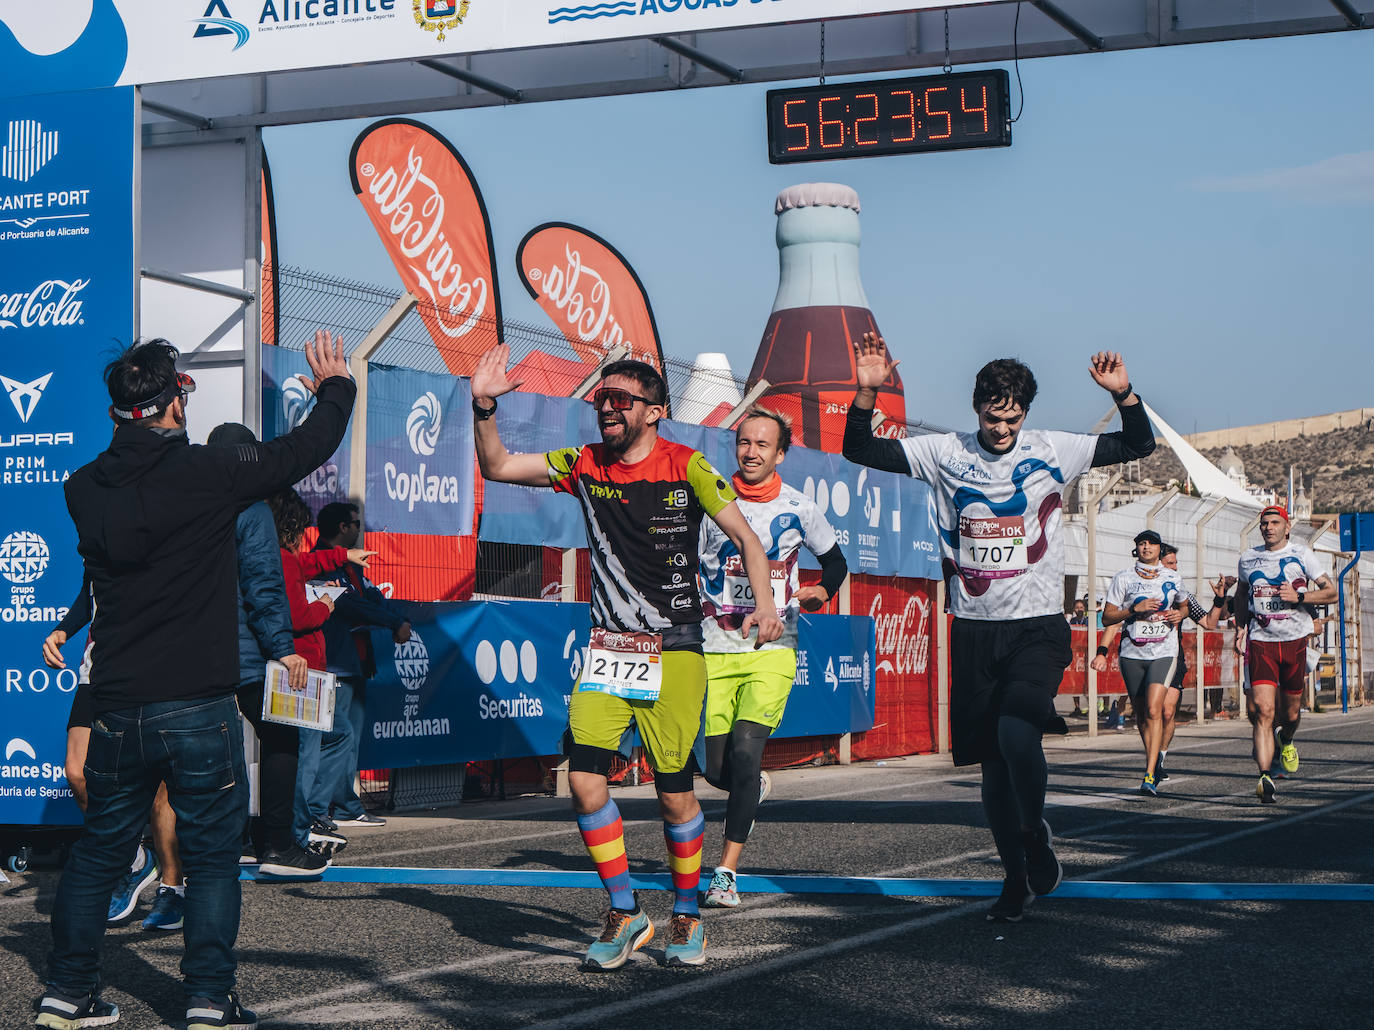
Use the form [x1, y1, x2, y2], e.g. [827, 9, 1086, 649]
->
[350, 120, 501, 377]
[866, 588, 931, 678]
[0, 278, 87, 330]
[528, 244, 636, 359]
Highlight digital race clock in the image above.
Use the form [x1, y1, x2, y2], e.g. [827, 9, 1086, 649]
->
[766, 70, 1012, 164]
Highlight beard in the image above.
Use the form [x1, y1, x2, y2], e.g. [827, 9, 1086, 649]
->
[599, 416, 642, 456]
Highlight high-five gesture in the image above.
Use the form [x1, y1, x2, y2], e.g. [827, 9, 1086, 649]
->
[299, 329, 352, 394]
[1088, 351, 1131, 398]
[471, 343, 525, 406]
[853, 332, 900, 394]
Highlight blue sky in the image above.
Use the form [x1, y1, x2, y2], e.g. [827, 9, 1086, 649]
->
[265, 28, 1373, 436]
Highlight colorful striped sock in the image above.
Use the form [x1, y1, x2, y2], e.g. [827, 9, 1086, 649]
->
[576, 800, 634, 910]
[663, 810, 706, 916]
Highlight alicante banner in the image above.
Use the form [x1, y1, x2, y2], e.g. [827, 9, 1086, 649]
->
[515, 222, 667, 399]
[349, 118, 501, 376]
[1, 87, 136, 827]
[0, 3, 984, 99]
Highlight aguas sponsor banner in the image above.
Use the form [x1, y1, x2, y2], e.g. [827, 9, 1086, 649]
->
[364, 364, 476, 535]
[0, 87, 135, 827]
[0, 3, 982, 98]
[515, 223, 667, 399]
[349, 119, 501, 376]
[260, 343, 353, 513]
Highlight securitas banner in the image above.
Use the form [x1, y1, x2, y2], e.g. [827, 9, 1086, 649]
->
[260, 344, 352, 515]
[1, 87, 135, 827]
[365, 364, 475, 535]
[361, 599, 877, 768]
[476, 392, 940, 578]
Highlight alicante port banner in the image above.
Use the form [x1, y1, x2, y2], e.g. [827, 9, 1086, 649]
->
[350, 118, 502, 377]
[0, 87, 135, 827]
[360, 599, 876, 769]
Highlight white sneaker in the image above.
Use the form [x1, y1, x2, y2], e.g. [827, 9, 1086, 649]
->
[701, 868, 739, 908]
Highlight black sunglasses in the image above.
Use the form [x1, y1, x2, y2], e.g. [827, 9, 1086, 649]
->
[591, 387, 654, 411]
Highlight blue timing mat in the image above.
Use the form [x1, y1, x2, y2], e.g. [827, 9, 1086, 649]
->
[240, 866, 1374, 901]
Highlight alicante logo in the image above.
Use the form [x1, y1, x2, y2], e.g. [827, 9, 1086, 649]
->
[414, 0, 470, 42]
[0, 531, 49, 585]
[193, 1, 251, 50]
[395, 629, 429, 690]
[1, 120, 58, 184]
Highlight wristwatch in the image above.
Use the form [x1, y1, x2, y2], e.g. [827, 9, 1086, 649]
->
[1295, 587, 1307, 603]
[472, 397, 498, 421]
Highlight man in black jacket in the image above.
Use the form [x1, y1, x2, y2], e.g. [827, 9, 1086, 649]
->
[36, 331, 354, 1030]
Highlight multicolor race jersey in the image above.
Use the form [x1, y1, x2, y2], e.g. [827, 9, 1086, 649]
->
[898, 430, 1097, 620]
[698, 480, 837, 653]
[1105, 563, 1185, 661]
[547, 438, 734, 645]
[1239, 541, 1324, 643]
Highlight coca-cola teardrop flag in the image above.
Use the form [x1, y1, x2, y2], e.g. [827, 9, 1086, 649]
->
[349, 118, 502, 376]
[260, 147, 279, 346]
[515, 223, 667, 404]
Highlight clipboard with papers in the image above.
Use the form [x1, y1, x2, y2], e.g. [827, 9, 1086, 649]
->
[261, 660, 336, 732]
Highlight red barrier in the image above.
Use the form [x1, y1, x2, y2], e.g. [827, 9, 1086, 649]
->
[849, 575, 939, 759]
[1063, 626, 1232, 694]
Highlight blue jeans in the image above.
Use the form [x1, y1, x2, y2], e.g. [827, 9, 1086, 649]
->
[294, 676, 364, 842]
[48, 695, 247, 1000]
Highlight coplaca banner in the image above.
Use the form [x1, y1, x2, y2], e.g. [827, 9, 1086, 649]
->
[360, 599, 876, 768]
[1, 87, 136, 827]
[260, 344, 353, 514]
[0, 3, 987, 99]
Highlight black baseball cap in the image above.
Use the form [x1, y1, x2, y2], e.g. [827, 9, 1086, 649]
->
[1134, 529, 1163, 546]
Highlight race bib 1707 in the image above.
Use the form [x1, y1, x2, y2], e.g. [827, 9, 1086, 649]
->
[577, 628, 663, 702]
[957, 514, 1028, 579]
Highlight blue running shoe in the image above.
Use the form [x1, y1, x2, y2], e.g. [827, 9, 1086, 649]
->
[107, 845, 157, 924]
[141, 886, 184, 931]
[33, 987, 119, 1029]
[1139, 773, 1158, 797]
[583, 901, 653, 971]
[664, 913, 706, 967]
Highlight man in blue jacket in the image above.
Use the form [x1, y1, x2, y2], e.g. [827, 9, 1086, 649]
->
[296, 501, 410, 847]
[208, 423, 325, 880]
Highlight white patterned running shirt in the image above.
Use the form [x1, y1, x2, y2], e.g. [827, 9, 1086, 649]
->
[1239, 541, 1325, 643]
[898, 429, 1097, 620]
[1105, 564, 1186, 661]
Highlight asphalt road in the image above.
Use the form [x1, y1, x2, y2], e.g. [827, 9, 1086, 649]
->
[4, 707, 1373, 1030]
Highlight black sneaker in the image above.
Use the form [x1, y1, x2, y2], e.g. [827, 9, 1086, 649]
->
[186, 992, 257, 1030]
[307, 819, 347, 851]
[257, 842, 329, 879]
[333, 811, 386, 827]
[985, 876, 1033, 923]
[1022, 819, 1063, 897]
[33, 987, 119, 1028]
[1257, 773, 1278, 804]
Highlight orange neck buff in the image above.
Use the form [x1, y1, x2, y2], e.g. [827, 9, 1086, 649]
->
[732, 471, 781, 503]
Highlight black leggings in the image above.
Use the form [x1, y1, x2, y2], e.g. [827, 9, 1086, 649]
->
[237, 682, 300, 852]
[979, 715, 1047, 878]
[702, 721, 771, 845]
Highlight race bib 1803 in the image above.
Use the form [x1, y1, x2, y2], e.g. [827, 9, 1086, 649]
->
[1251, 583, 1291, 619]
[957, 514, 1028, 580]
[720, 556, 789, 614]
[577, 628, 663, 702]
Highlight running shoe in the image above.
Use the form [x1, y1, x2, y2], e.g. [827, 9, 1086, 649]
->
[664, 913, 707, 967]
[1257, 773, 1278, 804]
[1139, 774, 1158, 798]
[257, 842, 329, 880]
[107, 845, 157, 923]
[307, 819, 347, 855]
[1022, 819, 1062, 897]
[1155, 755, 1169, 781]
[985, 876, 1033, 923]
[1277, 735, 1299, 775]
[701, 868, 740, 909]
[583, 901, 653, 971]
[33, 988, 119, 1029]
[333, 811, 386, 827]
[185, 992, 257, 1030]
[141, 886, 184, 931]
[758, 770, 772, 805]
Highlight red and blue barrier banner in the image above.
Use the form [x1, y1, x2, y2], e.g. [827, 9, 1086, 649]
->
[364, 364, 475, 536]
[359, 599, 876, 769]
[1, 86, 136, 827]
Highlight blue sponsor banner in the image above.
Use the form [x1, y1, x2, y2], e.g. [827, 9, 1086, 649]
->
[360, 599, 875, 768]
[260, 344, 352, 515]
[1, 87, 135, 827]
[476, 392, 940, 579]
[365, 364, 475, 535]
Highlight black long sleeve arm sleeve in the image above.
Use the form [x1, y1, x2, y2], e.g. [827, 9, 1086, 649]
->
[842, 403, 911, 474]
[816, 543, 849, 600]
[1091, 396, 1157, 467]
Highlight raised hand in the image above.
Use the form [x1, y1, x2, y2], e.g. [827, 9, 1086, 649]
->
[853, 332, 899, 391]
[471, 343, 524, 405]
[299, 329, 352, 394]
[1088, 351, 1130, 397]
[1211, 574, 1230, 598]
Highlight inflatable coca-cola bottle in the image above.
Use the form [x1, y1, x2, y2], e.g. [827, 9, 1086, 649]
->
[746, 183, 906, 453]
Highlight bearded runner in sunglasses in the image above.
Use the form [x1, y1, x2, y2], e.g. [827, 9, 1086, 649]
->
[843, 334, 1156, 924]
[472, 344, 783, 969]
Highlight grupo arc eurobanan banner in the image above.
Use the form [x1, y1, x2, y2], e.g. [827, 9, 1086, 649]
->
[349, 118, 502, 377]
[0, 3, 988, 99]
[1, 87, 136, 827]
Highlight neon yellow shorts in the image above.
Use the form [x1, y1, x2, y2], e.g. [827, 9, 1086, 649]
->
[568, 649, 705, 774]
[703, 648, 798, 736]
